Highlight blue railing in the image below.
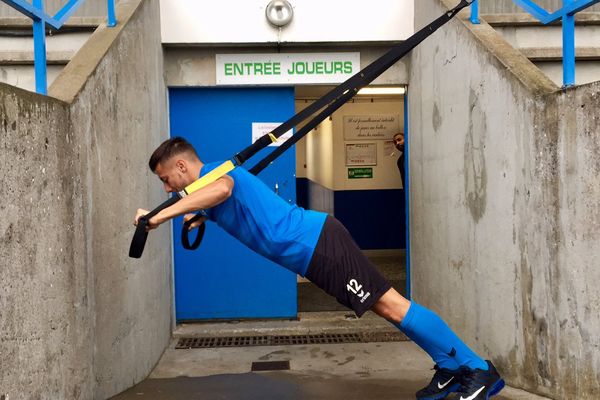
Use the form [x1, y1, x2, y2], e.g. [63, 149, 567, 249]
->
[0, 0, 117, 94]
[470, 0, 600, 87]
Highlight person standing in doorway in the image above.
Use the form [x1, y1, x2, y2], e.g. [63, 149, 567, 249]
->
[393, 132, 405, 188]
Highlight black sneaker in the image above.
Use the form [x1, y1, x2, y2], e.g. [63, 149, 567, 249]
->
[454, 360, 505, 400]
[416, 364, 462, 400]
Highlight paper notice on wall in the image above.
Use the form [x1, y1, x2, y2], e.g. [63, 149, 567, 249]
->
[343, 114, 400, 140]
[252, 122, 293, 147]
[384, 140, 397, 157]
[345, 143, 377, 166]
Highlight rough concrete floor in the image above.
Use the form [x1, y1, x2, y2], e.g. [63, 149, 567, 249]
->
[110, 312, 550, 400]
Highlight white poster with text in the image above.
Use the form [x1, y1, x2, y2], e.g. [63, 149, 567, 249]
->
[343, 114, 400, 140]
[345, 143, 377, 166]
[252, 123, 293, 147]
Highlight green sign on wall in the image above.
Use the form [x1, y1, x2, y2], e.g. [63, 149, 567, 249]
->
[348, 167, 373, 179]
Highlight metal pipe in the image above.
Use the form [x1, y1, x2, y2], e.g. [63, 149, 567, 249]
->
[107, 0, 116, 27]
[470, 0, 480, 24]
[562, 0, 576, 86]
[32, 0, 47, 95]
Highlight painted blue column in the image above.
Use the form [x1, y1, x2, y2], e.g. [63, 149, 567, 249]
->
[107, 0, 116, 27]
[404, 91, 411, 299]
[562, 0, 576, 86]
[32, 0, 47, 94]
[470, 0, 480, 24]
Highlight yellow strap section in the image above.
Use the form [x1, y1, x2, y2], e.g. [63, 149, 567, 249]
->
[184, 160, 235, 195]
[268, 133, 277, 143]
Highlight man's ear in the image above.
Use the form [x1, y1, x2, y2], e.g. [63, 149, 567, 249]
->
[175, 159, 187, 173]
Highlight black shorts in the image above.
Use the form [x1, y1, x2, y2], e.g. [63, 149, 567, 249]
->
[305, 216, 392, 317]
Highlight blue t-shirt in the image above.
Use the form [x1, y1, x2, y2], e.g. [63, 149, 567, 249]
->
[200, 161, 327, 276]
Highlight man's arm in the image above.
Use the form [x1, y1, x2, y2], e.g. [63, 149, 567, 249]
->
[138, 175, 234, 229]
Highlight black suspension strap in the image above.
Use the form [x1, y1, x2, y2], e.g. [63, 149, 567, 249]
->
[130, 0, 473, 258]
[129, 196, 180, 258]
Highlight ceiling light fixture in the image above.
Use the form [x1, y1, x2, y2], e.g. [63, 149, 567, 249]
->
[265, 0, 294, 28]
[357, 87, 406, 96]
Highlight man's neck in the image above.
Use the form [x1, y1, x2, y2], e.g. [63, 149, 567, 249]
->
[188, 160, 204, 182]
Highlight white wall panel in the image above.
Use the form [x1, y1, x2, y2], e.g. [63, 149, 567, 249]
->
[161, 0, 413, 44]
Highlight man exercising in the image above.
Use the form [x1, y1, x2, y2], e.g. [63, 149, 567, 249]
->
[134, 137, 505, 400]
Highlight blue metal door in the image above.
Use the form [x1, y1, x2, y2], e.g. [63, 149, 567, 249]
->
[169, 87, 297, 321]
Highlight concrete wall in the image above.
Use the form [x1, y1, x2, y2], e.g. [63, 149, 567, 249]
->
[0, 0, 171, 399]
[0, 84, 92, 399]
[410, 0, 600, 398]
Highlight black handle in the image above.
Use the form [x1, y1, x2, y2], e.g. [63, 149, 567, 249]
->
[129, 196, 181, 259]
[182, 214, 206, 250]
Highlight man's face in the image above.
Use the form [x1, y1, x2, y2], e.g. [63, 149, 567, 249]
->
[393, 134, 404, 150]
[154, 157, 189, 193]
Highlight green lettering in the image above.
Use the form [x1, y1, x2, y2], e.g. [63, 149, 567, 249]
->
[315, 62, 324, 74]
[344, 61, 353, 74]
[254, 62, 264, 75]
[234, 63, 243, 75]
[225, 63, 233, 76]
[296, 62, 306, 75]
[333, 62, 343, 74]
[264, 62, 272, 75]
[274, 62, 281, 75]
[306, 62, 315, 74]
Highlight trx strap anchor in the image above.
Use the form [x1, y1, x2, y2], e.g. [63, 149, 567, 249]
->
[129, 0, 473, 259]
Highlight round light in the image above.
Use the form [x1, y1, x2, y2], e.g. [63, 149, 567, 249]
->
[265, 0, 294, 27]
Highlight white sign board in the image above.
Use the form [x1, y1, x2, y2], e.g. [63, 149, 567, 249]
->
[384, 140, 397, 157]
[346, 143, 377, 166]
[217, 53, 360, 85]
[343, 114, 400, 140]
[252, 123, 293, 147]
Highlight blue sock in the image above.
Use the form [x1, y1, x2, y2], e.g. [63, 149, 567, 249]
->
[395, 302, 488, 371]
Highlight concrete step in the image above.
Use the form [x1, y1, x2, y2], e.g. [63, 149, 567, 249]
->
[483, 12, 600, 48]
[0, 17, 99, 92]
[483, 12, 600, 86]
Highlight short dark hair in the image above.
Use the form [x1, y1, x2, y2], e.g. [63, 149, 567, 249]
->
[149, 137, 199, 172]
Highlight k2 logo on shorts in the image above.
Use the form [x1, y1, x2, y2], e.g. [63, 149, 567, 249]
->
[346, 279, 371, 304]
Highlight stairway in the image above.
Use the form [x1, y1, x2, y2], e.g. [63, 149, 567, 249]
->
[483, 12, 600, 86]
[0, 17, 99, 92]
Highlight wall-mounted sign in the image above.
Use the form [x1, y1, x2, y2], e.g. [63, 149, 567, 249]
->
[346, 143, 377, 166]
[384, 140, 397, 157]
[343, 114, 400, 140]
[348, 167, 373, 179]
[252, 122, 293, 147]
[216, 53, 360, 85]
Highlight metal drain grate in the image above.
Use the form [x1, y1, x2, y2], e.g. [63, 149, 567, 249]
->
[176, 332, 407, 349]
[251, 360, 290, 371]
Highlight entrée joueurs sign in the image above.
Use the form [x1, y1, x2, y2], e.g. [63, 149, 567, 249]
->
[216, 53, 360, 85]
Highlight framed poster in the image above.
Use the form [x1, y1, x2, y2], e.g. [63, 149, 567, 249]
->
[343, 114, 400, 140]
[346, 143, 377, 166]
[384, 140, 396, 157]
[252, 122, 293, 146]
